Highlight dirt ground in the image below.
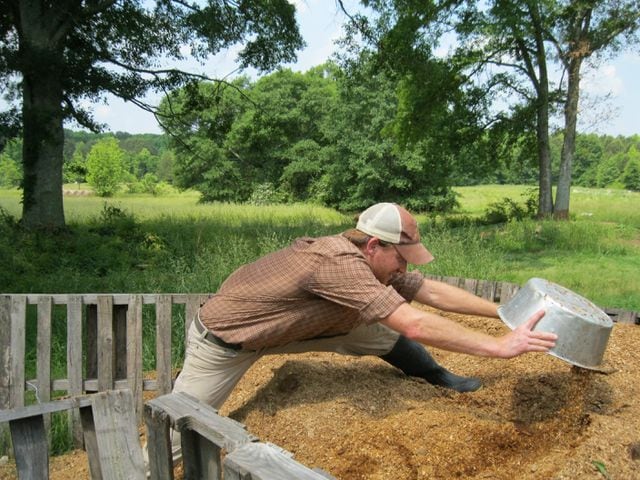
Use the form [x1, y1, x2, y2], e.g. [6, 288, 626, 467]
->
[2, 310, 639, 479]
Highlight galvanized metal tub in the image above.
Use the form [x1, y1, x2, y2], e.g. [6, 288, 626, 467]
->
[497, 278, 613, 370]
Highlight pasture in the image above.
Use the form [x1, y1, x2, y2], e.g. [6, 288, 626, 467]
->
[0, 184, 638, 311]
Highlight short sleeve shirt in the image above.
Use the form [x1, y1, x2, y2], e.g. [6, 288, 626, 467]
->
[199, 235, 424, 350]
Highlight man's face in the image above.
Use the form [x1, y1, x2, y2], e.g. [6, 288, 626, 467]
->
[368, 240, 408, 285]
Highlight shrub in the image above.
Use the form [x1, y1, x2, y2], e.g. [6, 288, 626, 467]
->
[482, 188, 537, 224]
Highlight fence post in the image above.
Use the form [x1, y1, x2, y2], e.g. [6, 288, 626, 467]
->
[156, 295, 173, 395]
[67, 295, 85, 448]
[0, 295, 11, 454]
[36, 295, 53, 446]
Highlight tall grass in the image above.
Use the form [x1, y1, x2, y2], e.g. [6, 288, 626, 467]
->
[1, 185, 638, 310]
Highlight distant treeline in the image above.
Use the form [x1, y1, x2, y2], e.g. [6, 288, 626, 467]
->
[0, 119, 640, 201]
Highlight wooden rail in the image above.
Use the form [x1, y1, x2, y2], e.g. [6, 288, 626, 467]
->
[1, 282, 637, 453]
[1, 389, 334, 479]
[145, 391, 334, 479]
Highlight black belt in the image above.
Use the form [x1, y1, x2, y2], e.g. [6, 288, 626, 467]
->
[194, 315, 243, 351]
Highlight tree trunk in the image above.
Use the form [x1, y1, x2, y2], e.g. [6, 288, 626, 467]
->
[554, 55, 582, 220]
[536, 98, 554, 218]
[554, 5, 592, 221]
[18, 2, 66, 230]
[528, 1, 553, 219]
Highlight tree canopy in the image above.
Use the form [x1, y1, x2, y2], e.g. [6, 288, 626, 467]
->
[0, 0, 303, 229]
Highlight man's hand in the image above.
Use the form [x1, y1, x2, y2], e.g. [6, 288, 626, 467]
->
[497, 310, 557, 358]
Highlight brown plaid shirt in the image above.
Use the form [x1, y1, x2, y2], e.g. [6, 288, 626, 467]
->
[199, 234, 424, 350]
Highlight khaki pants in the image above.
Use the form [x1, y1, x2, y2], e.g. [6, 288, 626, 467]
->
[168, 319, 399, 459]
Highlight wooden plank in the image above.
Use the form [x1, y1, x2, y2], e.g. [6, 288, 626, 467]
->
[97, 295, 114, 392]
[10, 296, 27, 410]
[497, 281, 520, 304]
[477, 280, 497, 301]
[36, 296, 53, 446]
[90, 390, 146, 480]
[147, 392, 255, 452]
[143, 401, 174, 480]
[80, 402, 101, 480]
[156, 295, 173, 395]
[47, 377, 158, 393]
[11, 293, 205, 305]
[462, 278, 479, 295]
[615, 310, 638, 324]
[184, 296, 201, 350]
[127, 295, 144, 421]
[0, 296, 12, 452]
[223, 443, 332, 480]
[182, 428, 222, 480]
[9, 414, 49, 480]
[67, 295, 84, 447]
[0, 396, 93, 423]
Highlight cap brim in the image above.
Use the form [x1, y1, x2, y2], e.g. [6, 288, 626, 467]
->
[395, 242, 434, 265]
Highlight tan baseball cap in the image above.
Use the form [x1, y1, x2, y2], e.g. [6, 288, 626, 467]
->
[356, 202, 434, 265]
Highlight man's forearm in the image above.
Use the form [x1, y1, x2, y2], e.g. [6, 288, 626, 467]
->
[414, 278, 499, 318]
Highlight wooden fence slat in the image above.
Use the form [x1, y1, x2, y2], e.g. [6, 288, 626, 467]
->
[10, 296, 27, 410]
[1, 296, 12, 453]
[97, 295, 114, 392]
[182, 428, 223, 480]
[223, 443, 333, 480]
[143, 401, 174, 480]
[9, 414, 49, 480]
[498, 282, 520, 304]
[462, 278, 479, 295]
[156, 295, 173, 395]
[184, 296, 202, 350]
[127, 295, 144, 422]
[90, 390, 146, 480]
[66, 295, 84, 447]
[36, 296, 52, 447]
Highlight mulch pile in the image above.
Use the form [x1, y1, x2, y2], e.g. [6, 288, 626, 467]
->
[2, 311, 639, 479]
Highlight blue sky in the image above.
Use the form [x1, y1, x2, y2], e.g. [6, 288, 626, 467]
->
[91, 0, 639, 137]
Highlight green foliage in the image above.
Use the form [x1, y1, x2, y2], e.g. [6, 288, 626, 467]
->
[0, 139, 22, 188]
[0, 152, 21, 187]
[248, 182, 285, 205]
[621, 146, 640, 191]
[482, 189, 538, 224]
[86, 138, 126, 197]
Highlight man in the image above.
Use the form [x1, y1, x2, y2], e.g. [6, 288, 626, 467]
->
[172, 202, 556, 417]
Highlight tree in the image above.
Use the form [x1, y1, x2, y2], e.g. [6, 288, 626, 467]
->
[621, 147, 640, 191]
[342, 0, 640, 218]
[0, 138, 22, 187]
[552, 0, 640, 218]
[86, 137, 126, 197]
[0, 0, 303, 229]
[63, 142, 87, 184]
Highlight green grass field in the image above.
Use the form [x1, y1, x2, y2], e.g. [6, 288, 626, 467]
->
[1, 185, 638, 311]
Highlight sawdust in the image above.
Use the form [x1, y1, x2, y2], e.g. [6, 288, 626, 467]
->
[2, 313, 639, 479]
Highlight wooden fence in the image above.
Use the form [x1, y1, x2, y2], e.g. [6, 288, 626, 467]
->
[1, 389, 335, 479]
[0, 293, 210, 451]
[1, 279, 638, 452]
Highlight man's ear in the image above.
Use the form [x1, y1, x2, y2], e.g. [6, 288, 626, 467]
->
[365, 237, 380, 256]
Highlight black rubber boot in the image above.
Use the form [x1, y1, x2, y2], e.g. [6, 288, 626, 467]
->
[379, 335, 482, 393]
